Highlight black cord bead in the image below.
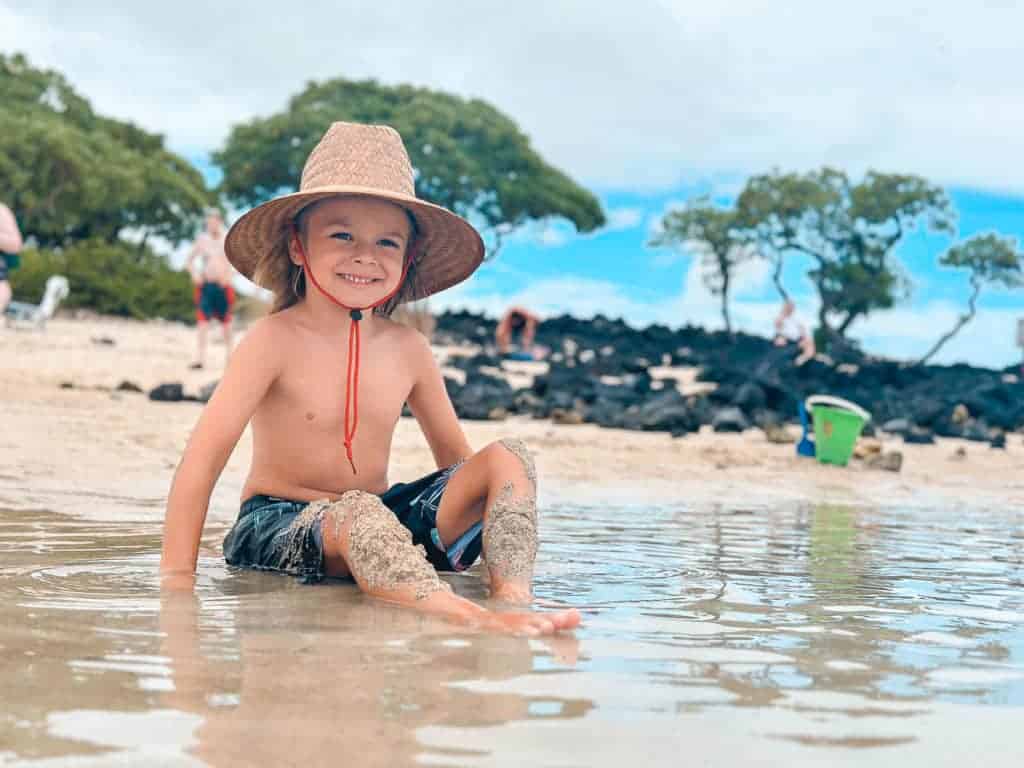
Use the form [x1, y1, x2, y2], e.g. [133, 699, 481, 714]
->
[350, 309, 363, 321]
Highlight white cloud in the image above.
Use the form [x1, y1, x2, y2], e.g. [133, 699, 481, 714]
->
[651, 250, 687, 269]
[599, 207, 644, 233]
[2, 1, 1023, 192]
[536, 224, 569, 248]
[434, 255, 778, 331]
[853, 303, 1022, 368]
[432, 276, 673, 326]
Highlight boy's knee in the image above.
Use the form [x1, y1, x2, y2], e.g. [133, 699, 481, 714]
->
[339, 491, 449, 600]
[488, 438, 537, 490]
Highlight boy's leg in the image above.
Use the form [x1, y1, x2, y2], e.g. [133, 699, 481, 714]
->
[195, 321, 208, 368]
[191, 283, 207, 369]
[315, 492, 577, 634]
[434, 439, 539, 603]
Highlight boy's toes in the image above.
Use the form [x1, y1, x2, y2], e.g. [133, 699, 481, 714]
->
[549, 609, 582, 631]
[530, 617, 556, 634]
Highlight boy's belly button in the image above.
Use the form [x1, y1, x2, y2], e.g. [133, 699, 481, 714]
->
[305, 412, 315, 421]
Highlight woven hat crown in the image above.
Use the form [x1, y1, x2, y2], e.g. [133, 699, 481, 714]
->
[224, 120, 484, 303]
[300, 123, 415, 196]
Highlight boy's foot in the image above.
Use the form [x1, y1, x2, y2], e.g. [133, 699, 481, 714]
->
[480, 608, 581, 636]
[490, 582, 533, 604]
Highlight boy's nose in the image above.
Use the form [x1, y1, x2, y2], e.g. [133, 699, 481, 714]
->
[352, 246, 377, 264]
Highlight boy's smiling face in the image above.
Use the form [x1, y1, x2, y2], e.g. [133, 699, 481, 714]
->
[293, 195, 412, 307]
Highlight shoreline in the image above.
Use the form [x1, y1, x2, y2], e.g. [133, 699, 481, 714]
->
[1, 317, 1021, 524]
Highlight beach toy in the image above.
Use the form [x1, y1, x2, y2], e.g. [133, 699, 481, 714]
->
[796, 400, 816, 458]
[806, 395, 871, 467]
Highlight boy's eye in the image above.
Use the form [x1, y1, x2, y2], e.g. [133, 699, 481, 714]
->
[330, 232, 353, 241]
[378, 238, 400, 249]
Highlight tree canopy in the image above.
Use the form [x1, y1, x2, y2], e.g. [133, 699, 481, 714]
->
[735, 168, 955, 341]
[0, 53, 211, 249]
[214, 78, 606, 254]
[918, 233, 1024, 363]
[650, 196, 750, 334]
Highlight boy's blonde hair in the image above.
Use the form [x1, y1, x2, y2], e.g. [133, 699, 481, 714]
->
[253, 197, 421, 316]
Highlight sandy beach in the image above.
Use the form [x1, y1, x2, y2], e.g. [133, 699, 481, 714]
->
[4, 316, 1024, 767]
[2, 315, 1021, 524]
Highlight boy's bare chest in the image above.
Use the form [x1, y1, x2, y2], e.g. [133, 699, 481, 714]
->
[271, 345, 415, 431]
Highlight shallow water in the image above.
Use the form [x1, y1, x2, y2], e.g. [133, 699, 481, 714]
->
[1, 501, 1023, 767]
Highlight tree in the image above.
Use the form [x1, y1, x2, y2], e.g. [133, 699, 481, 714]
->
[649, 196, 750, 334]
[735, 168, 955, 341]
[917, 234, 1024, 364]
[214, 78, 605, 256]
[0, 53, 211, 250]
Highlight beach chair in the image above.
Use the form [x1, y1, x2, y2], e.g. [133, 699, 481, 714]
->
[4, 275, 70, 329]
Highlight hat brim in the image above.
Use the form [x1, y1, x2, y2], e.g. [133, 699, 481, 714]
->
[225, 185, 485, 303]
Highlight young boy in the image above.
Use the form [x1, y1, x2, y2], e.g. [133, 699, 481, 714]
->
[160, 122, 579, 636]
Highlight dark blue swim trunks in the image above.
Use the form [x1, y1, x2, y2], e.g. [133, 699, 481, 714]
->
[222, 464, 483, 583]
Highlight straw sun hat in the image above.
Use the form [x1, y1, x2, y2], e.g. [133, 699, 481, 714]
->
[224, 121, 485, 302]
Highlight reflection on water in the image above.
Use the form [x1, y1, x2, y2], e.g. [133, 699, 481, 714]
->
[1, 501, 1023, 766]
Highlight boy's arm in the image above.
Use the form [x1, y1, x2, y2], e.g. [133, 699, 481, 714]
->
[160, 318, 282, 576]
[404, 330, 472, 468]
[0, 204, 23, 253]
[183, 237, 203, 282]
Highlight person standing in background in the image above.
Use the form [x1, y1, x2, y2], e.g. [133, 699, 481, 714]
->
[184, 210, 235, 369]
[0, 202, 24, 316]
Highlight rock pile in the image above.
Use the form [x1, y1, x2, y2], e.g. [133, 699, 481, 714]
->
[435, 310, 1022, 447]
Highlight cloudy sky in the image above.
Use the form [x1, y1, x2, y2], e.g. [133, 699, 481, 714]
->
[2, 1, 1022, 366]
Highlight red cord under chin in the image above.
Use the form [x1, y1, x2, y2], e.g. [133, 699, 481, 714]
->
[291, 223, 413, 475]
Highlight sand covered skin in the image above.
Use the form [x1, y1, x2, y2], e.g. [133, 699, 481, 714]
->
[1, 316, 1023, 525]
[343, 491, 450, 600]
[482, 439, 540, 581]
[483, 481, 539, 581]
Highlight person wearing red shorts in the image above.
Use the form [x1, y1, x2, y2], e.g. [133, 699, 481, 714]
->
[184, 211, 235, 369]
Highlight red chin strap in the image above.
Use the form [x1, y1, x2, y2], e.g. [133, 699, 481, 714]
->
[291, 223, 413, 475]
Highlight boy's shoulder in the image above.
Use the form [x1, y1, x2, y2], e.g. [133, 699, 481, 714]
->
[373, 316, 430, 354]
[238, 308, 300, 356]
[374, 317, 436, 371]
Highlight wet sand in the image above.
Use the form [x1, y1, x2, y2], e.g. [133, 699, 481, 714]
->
[2, 316, 1024, 766]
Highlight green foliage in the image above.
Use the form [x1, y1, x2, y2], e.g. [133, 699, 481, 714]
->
[214, 78, 605, 252]
[650, 197, 749, 333]
[0, 52, 211, 249]
[9, 240, 194, 322]
[939, 233, 1024, 287]
[735, 167, 954, 340]
[919, 234, 1024, 363]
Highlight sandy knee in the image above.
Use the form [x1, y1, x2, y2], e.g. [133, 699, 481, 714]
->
[342, 491, 449, 601]
[494, 438, 537, 491]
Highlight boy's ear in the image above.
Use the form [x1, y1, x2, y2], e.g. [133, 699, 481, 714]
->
[286, 229, 303, 266]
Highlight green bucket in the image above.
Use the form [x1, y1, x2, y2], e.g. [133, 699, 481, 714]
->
[807, 395, 871, 467]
